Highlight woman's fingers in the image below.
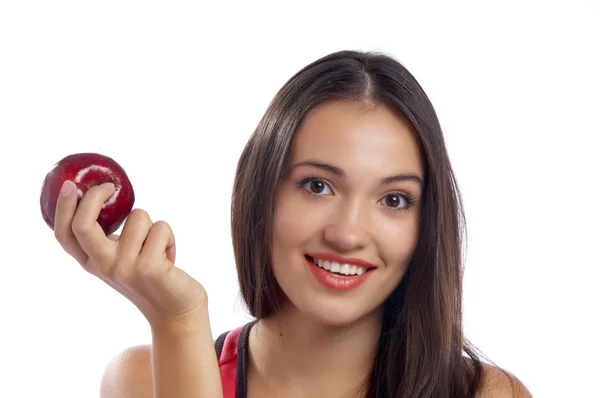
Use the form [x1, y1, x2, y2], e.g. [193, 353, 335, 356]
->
[71, 182, 117, 264]
[117, 209, 153, 264]
[54, 180, 88, 265]
[140, 221, 176, 272]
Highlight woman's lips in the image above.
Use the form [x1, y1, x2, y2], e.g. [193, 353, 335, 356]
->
[306, 255, 374, 291]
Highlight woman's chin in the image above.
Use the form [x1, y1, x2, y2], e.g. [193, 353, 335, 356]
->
[295, 298, 382, 328]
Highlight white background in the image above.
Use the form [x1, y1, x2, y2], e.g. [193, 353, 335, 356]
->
[1, 1, 598, 397]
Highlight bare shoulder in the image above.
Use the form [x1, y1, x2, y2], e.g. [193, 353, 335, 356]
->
[476, 362, 533, 398]
[100, 344, 154, 398]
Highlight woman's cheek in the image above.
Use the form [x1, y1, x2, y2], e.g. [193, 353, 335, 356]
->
[274, 192, 326, 245]
[374, 215, 420, 264]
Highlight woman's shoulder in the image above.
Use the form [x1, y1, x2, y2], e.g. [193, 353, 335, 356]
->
[99, 325, 248, 398]
[98, 331, 530, 398]
[100, 344, 153, 398]
[470, 360, 533, 398]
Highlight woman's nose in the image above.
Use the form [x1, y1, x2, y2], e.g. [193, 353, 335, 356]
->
[322, 203, 371, 252]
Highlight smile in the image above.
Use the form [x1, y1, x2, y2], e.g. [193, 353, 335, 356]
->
[312, 257, 369, 276]
[305, 255, 375, 291]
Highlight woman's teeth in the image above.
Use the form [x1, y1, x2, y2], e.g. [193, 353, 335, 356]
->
[314, 258, 367, 276]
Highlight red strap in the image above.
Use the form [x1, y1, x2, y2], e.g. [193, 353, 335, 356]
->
[218, 326, 243, 398]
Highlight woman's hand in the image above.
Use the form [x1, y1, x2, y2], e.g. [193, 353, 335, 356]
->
[54, 180, 224, 397]
[53, 180, 208, 329]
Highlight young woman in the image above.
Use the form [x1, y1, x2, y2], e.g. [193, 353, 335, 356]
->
[53, 50, 532, 397]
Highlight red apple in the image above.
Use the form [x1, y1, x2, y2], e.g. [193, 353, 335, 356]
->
[40, 153, 135, 236]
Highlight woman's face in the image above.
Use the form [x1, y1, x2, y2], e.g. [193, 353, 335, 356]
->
[271, 100, 425, 326]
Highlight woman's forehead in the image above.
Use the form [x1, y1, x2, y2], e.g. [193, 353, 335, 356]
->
[288, 101, 424, 179]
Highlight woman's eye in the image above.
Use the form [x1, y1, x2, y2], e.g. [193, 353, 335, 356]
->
[380, 194, 409, 210]
[301, 179, 333, 195]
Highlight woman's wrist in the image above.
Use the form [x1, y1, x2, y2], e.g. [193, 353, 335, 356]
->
[149, 304, 211, 338]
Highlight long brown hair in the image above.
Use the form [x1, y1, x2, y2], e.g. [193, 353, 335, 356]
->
[231, 50, 495, 397]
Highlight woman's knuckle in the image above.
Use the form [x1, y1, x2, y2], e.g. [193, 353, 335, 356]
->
[114, 267, 134, 282]
[71, 220, 91, 236]
[153, 220, 170, 233]
[130, 208, 150, 222]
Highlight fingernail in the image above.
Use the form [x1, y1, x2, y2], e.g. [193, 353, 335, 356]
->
[101, 182, 115, 189]
[61, 180, 73, 197]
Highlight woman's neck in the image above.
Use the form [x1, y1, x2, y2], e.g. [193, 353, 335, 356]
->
[247, 301, 383, 397]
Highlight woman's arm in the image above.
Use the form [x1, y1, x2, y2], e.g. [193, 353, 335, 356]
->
[100, 309, 222, 398]
[151, 308, 222, 398]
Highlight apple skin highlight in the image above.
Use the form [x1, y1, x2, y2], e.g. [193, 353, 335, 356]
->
[40, 153, 135, 236]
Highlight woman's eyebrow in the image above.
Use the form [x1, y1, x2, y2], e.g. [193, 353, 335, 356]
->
[291, 160, 424, 188]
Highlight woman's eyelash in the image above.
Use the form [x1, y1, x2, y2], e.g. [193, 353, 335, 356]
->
[298, 177, 333, 196]
[297, 177, 418, 212]
[384, 192, 417, 212]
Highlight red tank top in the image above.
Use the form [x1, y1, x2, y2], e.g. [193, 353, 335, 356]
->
[214, 322, 253, 398]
